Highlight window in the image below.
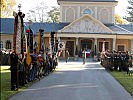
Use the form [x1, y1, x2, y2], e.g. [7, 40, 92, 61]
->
[0, 41, 3, 49]
[6, 40, 11, 49]
[118, 45, 125, 51]
[99, 42, 109, 52]
[66, 8, 75, 22]
[83, 9, 92, 15]
[100, 9, 109, 23]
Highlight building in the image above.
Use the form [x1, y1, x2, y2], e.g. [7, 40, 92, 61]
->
[0, 0, 133, 57]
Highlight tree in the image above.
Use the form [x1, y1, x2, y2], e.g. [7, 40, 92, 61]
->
[115, 14, 126, 24]
[125, 0, 133, 22]
[27, 2, 48, 22]
[0, 0, 16, 18]
[47, 6, 60, 22]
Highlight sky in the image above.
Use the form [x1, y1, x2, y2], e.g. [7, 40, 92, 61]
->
[15, 0, 129, 19]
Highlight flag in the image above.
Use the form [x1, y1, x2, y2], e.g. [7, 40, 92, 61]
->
[13, 11, 25, 55]
[13, 11, 17, 52]
[26, 46, 31, 66]
[38, 32, 41, 52]
[23, 24, 28, 53]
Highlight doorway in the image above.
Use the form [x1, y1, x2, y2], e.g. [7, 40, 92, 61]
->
[81, 39, 92, 51]
[66, 41, 74, 57]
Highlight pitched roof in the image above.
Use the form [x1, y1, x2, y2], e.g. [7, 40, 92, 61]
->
[0, 18, 132, 35]
[57, 0, 118, 2]
[117, 24, 133, 33]
[0, 18, 14, 34]
[25, 22, 69, 34]
[105, 24, 133, 34]
[0, 18, 69, 34]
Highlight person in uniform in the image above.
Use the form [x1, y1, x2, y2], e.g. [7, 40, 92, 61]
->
[100, 51, 105, 66]
[82, 48, 86, 64]
[33, 49, 38, 80]
[46, 52, 50, 74]
[125, 51, 129, 72]
[119, 51, 125, 71]
[24, 54, 29, 84]
[107, 51, 113, 70]
[113, 51, 119, 71]
[18, 54, 25, 86]
[65, 48, 69, 63]
[10, 51, 18, 90]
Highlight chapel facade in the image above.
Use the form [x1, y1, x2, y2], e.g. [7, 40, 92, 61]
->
[0, 0, 133, 58]
[43, 0, 133, 57]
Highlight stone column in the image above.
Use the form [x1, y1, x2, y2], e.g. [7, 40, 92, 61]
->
[76, 37, 79, 45]
[75, 37, 79, 56]
[131, 39, 133, 53]
[112, 38, 116, 51]
[58, 37, 61, 42]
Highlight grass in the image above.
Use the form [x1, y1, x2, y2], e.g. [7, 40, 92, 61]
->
[110, 71, 133, 96]
[0, 66, 37, 100]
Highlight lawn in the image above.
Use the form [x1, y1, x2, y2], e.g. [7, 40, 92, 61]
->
[0, 66, 35, 100]
[1, 66, 15, 100]
[110, 71, 133, 96]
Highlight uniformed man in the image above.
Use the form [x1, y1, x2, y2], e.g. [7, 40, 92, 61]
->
[65, 48, 69, 63]
[100, 51, 106, 67]
[33, 49, 38, 80]
[10, 51, 18, 90]
[18, 54, 25, 86]
[82, 48, 86, 64]
[113, 51, 119, 71]
[120, 52, 126, 71]
[125, 51, 129, 71]
[108, 51, 114, 70]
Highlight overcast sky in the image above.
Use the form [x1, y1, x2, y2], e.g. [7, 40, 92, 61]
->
[15, 0, 129, 19]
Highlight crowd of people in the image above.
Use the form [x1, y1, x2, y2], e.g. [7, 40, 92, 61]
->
[1, 48, 133, 90]
[1, 49, 58, 91]
[100, 50, 133, 72]
[0, 49, 11, 65]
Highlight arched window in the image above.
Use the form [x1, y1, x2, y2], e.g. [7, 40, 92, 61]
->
[66, 8, 75, 22]
[100, 9, 109, 23]
[83, 9, 92, 15]
[6, 40, 11, 49]
[0, 41, 3, 49]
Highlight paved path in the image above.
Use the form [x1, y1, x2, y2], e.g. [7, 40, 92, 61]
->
[10, 59, 133, 100]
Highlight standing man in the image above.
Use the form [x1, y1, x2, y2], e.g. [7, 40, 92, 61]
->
[82, 48, 86, 64]
[65, 48, 69, 63]
[10, 51, 18, 90]
[33, 49, 38, 80]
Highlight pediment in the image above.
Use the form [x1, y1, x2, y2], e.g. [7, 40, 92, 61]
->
[59, 15, 114, 33]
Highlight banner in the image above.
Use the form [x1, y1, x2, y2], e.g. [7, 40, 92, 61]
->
[58, 41, 65, 50]
[13, 11, 25, 55]
[16, 16, 22, 54]
[38, 32, 41, 52]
